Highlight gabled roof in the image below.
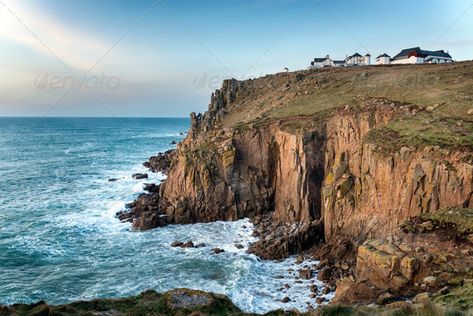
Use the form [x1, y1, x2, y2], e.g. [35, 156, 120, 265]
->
[376, 53, 391, 59]
[313, 57, 331, 62]
[393, 47, 452, 60]
[345, 53, 363, 60]
[333, 60, 345, 64]
[365, 53, 371, 57]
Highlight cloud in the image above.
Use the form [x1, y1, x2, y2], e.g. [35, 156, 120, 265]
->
[0, 0, 109, 72]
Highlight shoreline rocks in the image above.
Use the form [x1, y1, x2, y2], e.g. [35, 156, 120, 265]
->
[248, 214, 324, 260]
[132, 173, 148, 180]
[143, 150, 176, 174]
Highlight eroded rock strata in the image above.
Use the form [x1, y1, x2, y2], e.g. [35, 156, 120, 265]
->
[120, 62, 473, 306]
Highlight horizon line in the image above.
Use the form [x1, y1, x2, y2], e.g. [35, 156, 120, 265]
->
[0, 115, 191, 119]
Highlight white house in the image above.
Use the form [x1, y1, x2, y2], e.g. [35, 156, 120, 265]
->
[310, 55, 334, 68]
[391, 47, 453, 64]
[344, 53, 371, 66]
[309, 47, 454, 69]
[310, 52, 371, 69]
[376, 53, 391, 65]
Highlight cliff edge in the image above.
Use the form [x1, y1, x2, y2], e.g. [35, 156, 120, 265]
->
[131, 62, 472, 242]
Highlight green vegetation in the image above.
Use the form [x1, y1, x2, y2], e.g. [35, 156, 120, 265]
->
[365, 114, 473, 152]
[435, 282, 473, 311]
[0, 289, 241, 316]
[316, 302, 470, 316]
[219, 62, 473, 151]
[418, 208, 473, 238]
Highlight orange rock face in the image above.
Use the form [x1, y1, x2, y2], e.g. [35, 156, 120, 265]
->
[157, 93, 472, 246]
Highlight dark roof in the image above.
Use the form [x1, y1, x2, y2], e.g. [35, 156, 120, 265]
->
[346, 53, 363, 60]
[333, 60, 345, 64]
[376, 53, 391, 59]
[365, 53, 371, 57]
[393, 47, 452, 60]
[313, 57, 330, 62]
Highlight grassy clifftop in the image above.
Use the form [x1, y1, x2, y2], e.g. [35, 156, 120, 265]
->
[218, 61, 473, 151]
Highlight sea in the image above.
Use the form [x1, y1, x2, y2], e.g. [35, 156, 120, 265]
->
[0, 117, 329, 314]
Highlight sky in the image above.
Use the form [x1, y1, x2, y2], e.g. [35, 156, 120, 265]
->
[0, 0, 472, 117]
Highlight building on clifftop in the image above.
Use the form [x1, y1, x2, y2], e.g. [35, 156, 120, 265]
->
[391, 47, 453, 64]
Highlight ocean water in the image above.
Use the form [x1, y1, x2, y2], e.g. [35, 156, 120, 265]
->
[0, 117, 329, 314]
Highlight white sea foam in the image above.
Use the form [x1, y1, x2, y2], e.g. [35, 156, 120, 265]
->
[0, 120, 331, 314]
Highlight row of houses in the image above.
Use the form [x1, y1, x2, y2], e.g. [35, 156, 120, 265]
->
[309, 47, 453, 68]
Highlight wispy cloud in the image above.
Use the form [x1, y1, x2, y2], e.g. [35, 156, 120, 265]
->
[0, 0, 109, 72]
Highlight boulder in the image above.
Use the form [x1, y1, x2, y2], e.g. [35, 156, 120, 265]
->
[423, 276, 438, 287]
[212, 248, 225, 254]
[171, 241, 183, 247]
[182, 241, 195, 248]
[132, 173, 148, 180]
[299, 269, 313, 280]
[376, 292, 395, 305]
[413, 292, 431, 304]
[317, 267, 332, 282]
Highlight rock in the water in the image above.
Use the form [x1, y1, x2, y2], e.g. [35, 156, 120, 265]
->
[212, 248, 225, 254]
[322, 287, 331, 295]
[310, 285, 318, 293]
[317, 267, 332, 282]
[281, 297, 291, 303]
[235, 244, 244, 249]
[108, 178, 118, 182]
[299, 269, 313, 280]
[171, 241, 183, 247]
[132, 173, 148, 180]
[182, 241, 195, 248]
[143, 183, 159, 193]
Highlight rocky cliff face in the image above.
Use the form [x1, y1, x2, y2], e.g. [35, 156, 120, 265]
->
[322, 108, 473, 240]
[153, 92, 472, 243]
[130, 65, 473, 251]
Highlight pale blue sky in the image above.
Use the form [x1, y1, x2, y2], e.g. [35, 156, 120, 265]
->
[0, 0, 472, 117]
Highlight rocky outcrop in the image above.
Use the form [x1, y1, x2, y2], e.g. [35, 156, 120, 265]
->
[322, 135, 473, 241]
[128, 69, 473, 259]
[136, 94, 472, 244]
[333, 219, 473, 305]
[144, 149, 176, 174]
[1, 289, 249, 316]
[117, 186, 168, 230]
[248, 214, 324, 260]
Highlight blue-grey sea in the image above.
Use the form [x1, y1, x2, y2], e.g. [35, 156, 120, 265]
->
[0, 117, 326, 313]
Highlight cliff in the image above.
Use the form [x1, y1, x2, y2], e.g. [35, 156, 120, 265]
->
[134, 62, 472, 246]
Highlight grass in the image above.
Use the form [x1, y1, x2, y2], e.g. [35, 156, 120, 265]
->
[216, 62, 473, 151]
[435, 282, 473, 311]
[365, 114, 473, 152]
[316, 303, 470, 316]
[0, 289, 247, 316]
[417, 208, 473, 238]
